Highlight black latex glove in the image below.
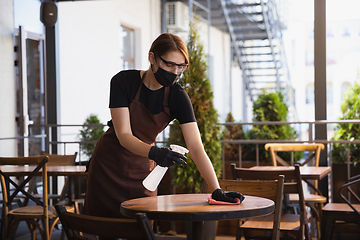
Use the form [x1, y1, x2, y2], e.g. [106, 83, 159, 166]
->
[148, 146, 187, 167]
[212, 188, 245, 203]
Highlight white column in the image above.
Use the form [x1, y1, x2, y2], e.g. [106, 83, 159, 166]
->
[0, 0, 17, 156]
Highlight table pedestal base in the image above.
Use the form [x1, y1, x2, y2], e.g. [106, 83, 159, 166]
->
[185, 221, 217, 240]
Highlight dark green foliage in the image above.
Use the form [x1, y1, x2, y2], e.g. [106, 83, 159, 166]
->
[168, 18, 222, 193]
[221, 112, 248, 161]
[332, 81, 360, 167]
[79, 114, 105, 158]
[246, 91, 301, 162]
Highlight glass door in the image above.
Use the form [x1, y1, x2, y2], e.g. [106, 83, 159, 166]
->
[15, 26, 46, 156]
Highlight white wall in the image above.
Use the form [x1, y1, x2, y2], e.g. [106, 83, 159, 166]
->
[0, 0, 17, 156]
[56, 0, 161, 155]
[210, 27, 232, 122]
[56, 0, 242, 151]
[196, 20, 235, 122]
[4, 0, 240, 156]
[13, 0, 44, 34]
[230, 65, 245, 122]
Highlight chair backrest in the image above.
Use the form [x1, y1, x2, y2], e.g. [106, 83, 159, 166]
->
[231, 163, 310, 240]
[218, 176, 284, 240]
[31, 152, 78, 201]
[264, 143, 324, 167]
[0, 155, 49, 238]
[340, 174, 360, 216]
[41, 152, 77, 166]
[55, 204, 156, 240]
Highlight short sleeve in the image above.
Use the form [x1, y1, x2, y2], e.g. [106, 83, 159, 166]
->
[169, 85, 196, 124]
[109, 70, 141, 108]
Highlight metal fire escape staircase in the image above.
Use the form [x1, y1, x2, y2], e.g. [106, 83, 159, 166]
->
[220, 0, 296, 120]
[189, 0, 296, 120]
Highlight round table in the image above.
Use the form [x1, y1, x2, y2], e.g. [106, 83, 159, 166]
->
[120, 193, 274, 239]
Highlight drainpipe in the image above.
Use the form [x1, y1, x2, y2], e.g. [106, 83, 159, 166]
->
[314, 0, 328, 200]
[161, 0, 166, 33]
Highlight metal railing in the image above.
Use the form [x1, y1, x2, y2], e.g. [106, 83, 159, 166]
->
[1, 120, 359, 201]
[2, 119, 359, 167]
[0, 124, 108, 164]
[220, 119, 360, 203]
[220, 119, 360, 163]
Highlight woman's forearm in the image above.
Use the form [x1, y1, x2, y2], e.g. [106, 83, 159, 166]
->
[116, 132, 152, 157]
[189, 147, 220, 192]
[181, 122, 220, 192]
[110, 108, 151, 157]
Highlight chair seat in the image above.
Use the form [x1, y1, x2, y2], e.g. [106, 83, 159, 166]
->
[323, 203, 360, 213]
[289, 193, 327, 203]
[9, 205, 74, 218]
[33, 193, 61, 199]
[17, 193, 61, 199]
[241, 213, 310, 231]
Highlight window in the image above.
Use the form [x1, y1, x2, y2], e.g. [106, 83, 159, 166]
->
[119, 26, 135, 70]
[305, 51, 314, 66]
[309, 29, 314, 39]
[305, 83, 314, 104]
[341, 82, 351, 101]
[327, 82, 333, 104]
[342, 27, 351, 37]
[291, 40, 296, 66]
[326, 28, 334, 38]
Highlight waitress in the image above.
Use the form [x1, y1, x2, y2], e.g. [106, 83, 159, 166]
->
[83, 33, 243, 222]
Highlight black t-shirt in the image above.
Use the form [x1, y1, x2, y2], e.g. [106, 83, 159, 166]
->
[108, 70, 196, 125]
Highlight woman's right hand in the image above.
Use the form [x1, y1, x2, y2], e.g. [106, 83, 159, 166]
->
[148, 146, 187, 167]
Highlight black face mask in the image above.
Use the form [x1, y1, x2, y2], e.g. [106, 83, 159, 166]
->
[151, 64, 180, 87]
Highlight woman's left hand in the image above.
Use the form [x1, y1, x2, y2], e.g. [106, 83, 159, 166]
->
[212, 188, 245, 203]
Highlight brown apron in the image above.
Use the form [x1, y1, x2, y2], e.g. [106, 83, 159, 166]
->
[83, 72, 171, 218]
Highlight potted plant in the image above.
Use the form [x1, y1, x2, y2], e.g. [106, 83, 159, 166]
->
[221, 112, 250, 176]
[79, 114, 105, 162]
[244, 91, 301, 163]
[331, 81, 360, 202]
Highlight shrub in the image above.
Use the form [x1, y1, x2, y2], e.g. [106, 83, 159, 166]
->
[245, 91, 301, 162]
[79, 114, 105, 158]
[168, 18, 222, 193]
[221, 112, 248, 161]
[332, 81, 360, 167]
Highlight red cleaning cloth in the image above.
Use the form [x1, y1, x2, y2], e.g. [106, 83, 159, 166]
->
[208, 196, 241, 205]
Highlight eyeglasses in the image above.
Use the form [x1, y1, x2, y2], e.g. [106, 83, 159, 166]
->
[157, 55, 188, 73]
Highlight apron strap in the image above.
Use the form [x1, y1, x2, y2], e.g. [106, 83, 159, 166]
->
[163, 86, 171, 116]
[134, 71, 147, 101]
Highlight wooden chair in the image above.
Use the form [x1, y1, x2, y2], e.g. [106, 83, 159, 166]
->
[321, 174, 360, 240]
[0, 155, 69, 240]
[231, 163, 311, 240]
[23, 152, 78, 205]
[217, 176, 284, 240]
[265, 143, 326, 238]
[55, 204, 156, 240]
[264, 143, 324, 167]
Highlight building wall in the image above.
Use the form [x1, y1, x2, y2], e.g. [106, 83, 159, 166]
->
[195, 19, 240, 122]
[4, 0, 240, 157]
[0, 0, 17, 156]
[56, 0, 240, 156]
[57, 0, 161, 124]
[56, 0, 162, 154]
